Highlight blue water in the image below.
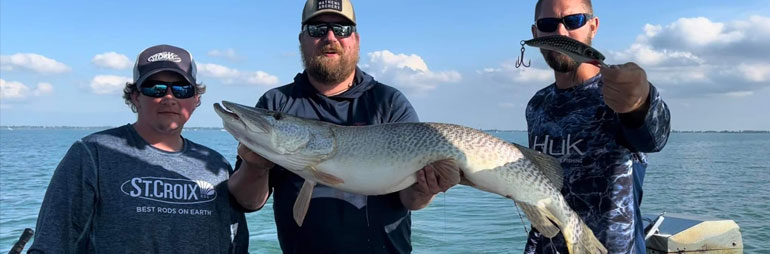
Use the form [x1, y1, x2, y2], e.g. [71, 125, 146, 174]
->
[1, 128, 768, 253]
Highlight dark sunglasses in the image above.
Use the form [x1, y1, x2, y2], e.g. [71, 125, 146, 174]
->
[304, 22, 356, 38]
[536, 13, 593, 33]
[140, 80, 195, 99]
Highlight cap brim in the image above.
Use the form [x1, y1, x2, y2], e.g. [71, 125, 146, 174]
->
[135, 68, 196, 89]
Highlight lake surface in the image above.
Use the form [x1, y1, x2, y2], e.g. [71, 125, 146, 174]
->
[1, 128, 768, 253]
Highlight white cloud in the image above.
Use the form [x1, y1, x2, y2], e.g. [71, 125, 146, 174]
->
[0, 79, 31, 99]
[660, 17, 744, 47]
[0, 53, 71, 73]
[623, 15, 770, 62]
[208, 49, 241, 61]
[736, 63, 770, 82]
[197, 63, 278, 86]
[92, 52, 132, 69]
[724, 91, 754, 98]
[646, 66, 711, 85]
[606, 15, 770, 97]
[363, 50, 461, 93]
[90, 75, 132, 95]
[198, 63, 241, 80]
[245, 71, 279, 86]
[33, 82, 54, 96]
[610, 43, 703, 67]
[0, 79, 54, 99]
[367, 50, 428, 72]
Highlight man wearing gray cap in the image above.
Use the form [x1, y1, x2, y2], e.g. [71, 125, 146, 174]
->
[29, 44, 249, 253]
[228, 0, 461, 253]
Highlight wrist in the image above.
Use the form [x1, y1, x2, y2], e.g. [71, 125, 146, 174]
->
[242, 160, 272, 176]
[400, 187, 434, 210]
[619, 88, 651, 128]
[408, 185, 435, 198]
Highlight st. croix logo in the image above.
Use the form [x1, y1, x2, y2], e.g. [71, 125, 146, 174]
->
[121, 177, 217, 204]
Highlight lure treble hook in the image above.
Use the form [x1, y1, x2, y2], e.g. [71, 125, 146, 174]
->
[515, 40, 531, 68]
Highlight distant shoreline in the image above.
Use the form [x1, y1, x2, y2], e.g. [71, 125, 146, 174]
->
[1, 126, 768, 133]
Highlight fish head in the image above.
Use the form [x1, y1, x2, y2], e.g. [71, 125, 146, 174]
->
[214, 101, 317, 156]
[579, 46, 605, 66]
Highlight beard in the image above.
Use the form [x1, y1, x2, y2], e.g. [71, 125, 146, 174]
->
[301, 42, 359, 84]
[541, 36, 592, 73]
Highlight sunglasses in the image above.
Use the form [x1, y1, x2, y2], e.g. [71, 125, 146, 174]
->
[304, 22, 356, 38]
[536, 13, 593, 33]
[140, 80, 196, 99]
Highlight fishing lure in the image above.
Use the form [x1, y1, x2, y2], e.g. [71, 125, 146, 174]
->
[516, 35, 608, 68]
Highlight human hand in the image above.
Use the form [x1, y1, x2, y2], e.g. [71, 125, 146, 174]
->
[238, 143, 274, 173]
[600, 62, 650, 113]
[412, 160, 461, 195]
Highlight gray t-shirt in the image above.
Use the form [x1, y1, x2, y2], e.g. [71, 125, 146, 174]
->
[29, 125, 248, 253]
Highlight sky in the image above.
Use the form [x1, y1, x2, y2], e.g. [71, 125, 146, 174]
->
[1, 1, 769, 131]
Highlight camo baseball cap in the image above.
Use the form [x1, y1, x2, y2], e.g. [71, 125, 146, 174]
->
[133, 44, 197, 87]
[302, 0, 356, 25]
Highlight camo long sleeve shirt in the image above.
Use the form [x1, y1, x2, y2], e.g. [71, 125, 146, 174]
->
[523, 74, 671, 254]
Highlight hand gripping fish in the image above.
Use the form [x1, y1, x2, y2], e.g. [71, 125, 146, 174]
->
[214, 101, 607, 254]
[517, 35, 608, 68]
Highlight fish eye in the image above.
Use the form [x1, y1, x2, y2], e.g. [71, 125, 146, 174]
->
[273, 113, 283, 120]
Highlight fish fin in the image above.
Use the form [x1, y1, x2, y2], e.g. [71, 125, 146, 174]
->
[562, 210, 608, 254]
[293, 180, 316, 227]
[431, 159, 461, 186]
[282, 155, 323, 172]
[566, 222, 608, 254]
[512, 143, 563, 190]
[515, 201, 561, 238]
[309, 166, 344, 185]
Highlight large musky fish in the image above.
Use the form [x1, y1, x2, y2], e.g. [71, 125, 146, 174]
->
[524, 35, 608, 67]
[214, 101, 607, 254]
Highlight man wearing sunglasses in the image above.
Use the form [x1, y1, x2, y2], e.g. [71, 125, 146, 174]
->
[523, 0, 671, 253]
[30, 44, 249, 253]
[228, 0, 461, 253]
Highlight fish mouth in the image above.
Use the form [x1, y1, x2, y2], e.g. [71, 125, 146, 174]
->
[213, 102, 240, 122]
[214, 101, 271, 134]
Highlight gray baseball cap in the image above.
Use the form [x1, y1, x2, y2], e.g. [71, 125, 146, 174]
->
[302, 0, 356, 25]
[133, 44, 197, 87]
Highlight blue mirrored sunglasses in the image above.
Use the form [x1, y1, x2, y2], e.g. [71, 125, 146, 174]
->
[536, 13, 593, 33]
[140, 80, 195, 99]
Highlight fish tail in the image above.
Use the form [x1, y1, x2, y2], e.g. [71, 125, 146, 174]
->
[561, 211, 607, 254]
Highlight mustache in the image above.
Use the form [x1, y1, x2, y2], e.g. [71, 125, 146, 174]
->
[320, 43, 344, 54]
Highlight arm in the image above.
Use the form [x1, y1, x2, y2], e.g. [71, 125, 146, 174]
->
[28, 142, 97, 253]
[601, 63, 671, 153]
[618, 84, 671, 152]
[228, 144, 274, 211]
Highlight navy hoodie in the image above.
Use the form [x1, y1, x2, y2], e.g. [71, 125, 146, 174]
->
[236, 67, 418, 254]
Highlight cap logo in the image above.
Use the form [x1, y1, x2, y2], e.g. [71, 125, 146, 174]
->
[147, 52, 182, 63]
[317, 0, 342, 11]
